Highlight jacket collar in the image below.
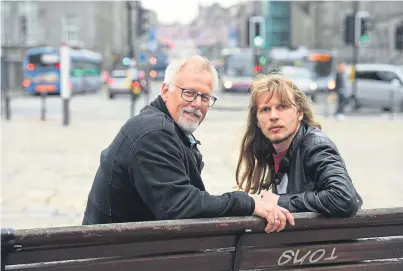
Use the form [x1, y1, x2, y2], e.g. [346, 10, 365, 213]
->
[149, 96, 201, 147]
[150, 95, 171, 119]
[274, 122, 308, 178]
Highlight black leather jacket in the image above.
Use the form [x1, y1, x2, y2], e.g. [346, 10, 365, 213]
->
[268, 122, 363, 217]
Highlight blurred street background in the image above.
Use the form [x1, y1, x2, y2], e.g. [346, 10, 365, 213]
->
[1, 0, 403, 229]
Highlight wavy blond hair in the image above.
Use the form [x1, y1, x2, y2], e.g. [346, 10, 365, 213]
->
[235, 72, 321, 194]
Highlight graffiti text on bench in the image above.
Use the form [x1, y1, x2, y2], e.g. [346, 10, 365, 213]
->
[278, 247, 338, 266]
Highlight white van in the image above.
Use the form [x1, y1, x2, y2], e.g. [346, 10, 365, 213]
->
[346, 64, 403, 112]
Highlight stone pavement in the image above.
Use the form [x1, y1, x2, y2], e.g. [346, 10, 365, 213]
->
[1, 91, 403, 229]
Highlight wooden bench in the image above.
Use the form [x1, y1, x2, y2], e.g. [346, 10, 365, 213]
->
[2, 208, 403, 271]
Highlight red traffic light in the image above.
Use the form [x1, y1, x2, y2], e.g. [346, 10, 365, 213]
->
[254, 65, 261, 73]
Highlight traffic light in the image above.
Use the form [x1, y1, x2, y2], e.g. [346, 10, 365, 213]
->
[344, 14, 355, 44]
[254, 54, 266, 74]
[395, 23, 403, 51]
[122, 57, 130, 66]
[344, 12, 372, 46]
[355, 11, 372, 46]
[258, 55, 267, 65]
[249, 16, 265, 48]
[136, 5, 149, 37]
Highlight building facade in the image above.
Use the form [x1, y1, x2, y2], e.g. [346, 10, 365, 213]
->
[291, 1, 403, 64]
[1, 1, 129, 90]
[262, 1, 292, 50]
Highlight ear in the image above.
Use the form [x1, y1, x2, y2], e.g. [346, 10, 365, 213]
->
[257, 122, 260, 128]
[298, 111, 303, 121]
[161, 83, 169, 102]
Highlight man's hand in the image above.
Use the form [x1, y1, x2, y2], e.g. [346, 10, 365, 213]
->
[253, 199, 295, 233]
[260, 190, 280, 205]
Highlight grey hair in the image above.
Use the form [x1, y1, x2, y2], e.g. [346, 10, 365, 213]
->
[163, 55, 219, 92]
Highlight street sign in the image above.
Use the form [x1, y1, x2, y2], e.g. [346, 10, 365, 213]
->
[148, 28, 157, 52]
[228, 24, 237, 48]
[139, 52, 147, 64]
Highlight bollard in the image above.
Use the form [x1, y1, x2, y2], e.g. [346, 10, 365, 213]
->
[4, 93, 11, 120]
[389, 89, 395, 120]
[323, 93, 329, 118]
[40, 92, 47, 121]
[63, 98, 70, 125]
[130, 94, 135, 117]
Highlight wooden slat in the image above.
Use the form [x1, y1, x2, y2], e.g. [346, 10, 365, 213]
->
[13, 208, 403, 247]
[7, 258, 403, 271]
[7, 235, 236, 265]
[244, 224, 403, 247]
[241, 238, 403, 269]
[7, 239, 403, 271]
[5, 251, 235, 271]
[286, 259, 403, 271]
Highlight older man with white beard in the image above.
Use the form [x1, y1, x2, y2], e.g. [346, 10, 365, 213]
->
[82, 56, 294, 233]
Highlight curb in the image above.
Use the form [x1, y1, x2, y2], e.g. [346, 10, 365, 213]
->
[211, 106, 248, 112]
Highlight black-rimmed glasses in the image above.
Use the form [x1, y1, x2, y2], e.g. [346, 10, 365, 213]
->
[171, 83, 217, 107]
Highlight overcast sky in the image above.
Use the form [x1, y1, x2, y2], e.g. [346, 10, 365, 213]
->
[141, 0, 244, 24]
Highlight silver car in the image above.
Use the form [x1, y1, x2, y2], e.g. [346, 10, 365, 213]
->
[107, 69, 131, 99]
[345, 64, 403, 112]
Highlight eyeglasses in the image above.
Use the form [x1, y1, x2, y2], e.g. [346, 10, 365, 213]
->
[171, 83, 217, 107]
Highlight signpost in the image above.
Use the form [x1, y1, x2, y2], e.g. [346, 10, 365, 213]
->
[40, 92, 47, 121]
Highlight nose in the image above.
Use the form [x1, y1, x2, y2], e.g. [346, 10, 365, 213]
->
[191, 95, 202, 107]
[270, 108, 280, 120]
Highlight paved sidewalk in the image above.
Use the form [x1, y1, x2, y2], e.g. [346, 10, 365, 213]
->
[1, 94, 402, 229]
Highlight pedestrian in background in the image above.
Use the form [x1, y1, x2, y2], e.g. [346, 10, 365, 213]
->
[334, 63, 347, 120]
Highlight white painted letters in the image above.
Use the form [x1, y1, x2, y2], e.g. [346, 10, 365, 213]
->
[293, 250, 311, 265]
[277, 250, 294, 266]
[278, 247, 338, 266]
[324, 247, 338, 261]
[309, 249, 326, 263]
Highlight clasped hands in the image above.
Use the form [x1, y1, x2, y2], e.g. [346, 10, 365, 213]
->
[253, 191, 295, 233]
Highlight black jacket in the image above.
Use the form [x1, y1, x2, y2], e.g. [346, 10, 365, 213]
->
[82, 96, 254, 224]
[269, 123, 363, 217]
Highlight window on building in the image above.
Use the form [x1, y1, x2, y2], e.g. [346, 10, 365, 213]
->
[19, 1, 41, 45]
[1, 3, 11, 43]
[271, 2, 290, 16]
[271, 31, 290, 47]
[62, 14, 79, 42]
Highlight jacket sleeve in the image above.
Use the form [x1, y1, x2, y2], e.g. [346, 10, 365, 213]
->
[130, 129, 254, 220]
[277, 138, 361, 217]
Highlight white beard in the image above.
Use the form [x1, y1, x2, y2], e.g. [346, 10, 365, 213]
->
[176, 120, 199, 135]
[176, 107, 202, 135]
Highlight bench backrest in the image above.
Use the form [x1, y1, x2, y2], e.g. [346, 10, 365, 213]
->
[2, 208, 403, 271]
